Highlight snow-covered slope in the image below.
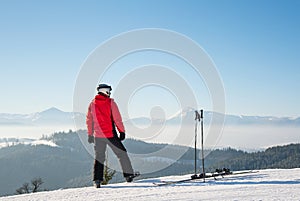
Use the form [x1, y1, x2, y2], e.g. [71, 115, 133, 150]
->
[0, 138, 58, 149]
[1, 169, 299, 201]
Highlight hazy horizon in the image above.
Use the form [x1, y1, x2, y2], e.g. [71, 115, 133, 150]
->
[1, 124, 299, 151]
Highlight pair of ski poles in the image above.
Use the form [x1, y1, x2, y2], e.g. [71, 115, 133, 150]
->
[193, 109, 205, 182]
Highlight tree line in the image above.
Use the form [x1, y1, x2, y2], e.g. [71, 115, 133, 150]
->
[208, 143, 300, 171]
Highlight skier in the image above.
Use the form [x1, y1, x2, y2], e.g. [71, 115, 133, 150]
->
[86, 84, 138, 188]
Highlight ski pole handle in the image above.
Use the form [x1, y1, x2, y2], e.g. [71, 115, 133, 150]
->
[195, 110, 200, 121]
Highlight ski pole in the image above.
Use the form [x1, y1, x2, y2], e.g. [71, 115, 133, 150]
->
[200, 109, 205, 182]
[193, 110, 201, 179]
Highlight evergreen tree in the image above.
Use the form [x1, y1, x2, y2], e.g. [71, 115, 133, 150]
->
[101, 152, 116, 185]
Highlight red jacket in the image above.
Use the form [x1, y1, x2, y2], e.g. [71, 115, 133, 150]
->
[86, 94, 125, 138]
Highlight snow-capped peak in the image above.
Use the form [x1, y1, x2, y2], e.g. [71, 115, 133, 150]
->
[167, 107, 196, 120]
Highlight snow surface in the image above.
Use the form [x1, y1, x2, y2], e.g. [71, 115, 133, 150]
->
[1, 169, 299, 201]
[0, 139, 58, 149]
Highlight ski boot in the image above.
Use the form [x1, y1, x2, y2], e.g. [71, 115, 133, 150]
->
[125, 172, 140, 182]
[94, 180, 101, 188]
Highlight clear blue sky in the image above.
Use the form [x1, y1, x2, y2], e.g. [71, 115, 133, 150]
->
[0, 0, 299, 117]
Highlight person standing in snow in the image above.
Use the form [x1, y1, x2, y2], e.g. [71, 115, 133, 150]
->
[86, 84, 138, 188]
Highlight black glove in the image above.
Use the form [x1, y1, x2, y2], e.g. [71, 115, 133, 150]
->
[88, 135, 94, 144]
[119, 132, 125, 141]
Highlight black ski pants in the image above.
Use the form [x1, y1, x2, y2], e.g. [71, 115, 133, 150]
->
[93, 137, 134, 181]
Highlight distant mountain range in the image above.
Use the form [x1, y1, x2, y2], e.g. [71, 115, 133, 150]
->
[0, 107, 299, 127]
[0, 107, 83, 126]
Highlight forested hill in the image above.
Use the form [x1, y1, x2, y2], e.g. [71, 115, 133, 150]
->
[124, 139, 300, 172]
[210, 143, 300, 171]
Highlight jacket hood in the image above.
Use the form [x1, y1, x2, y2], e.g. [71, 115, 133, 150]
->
[93, 94, 112, 103]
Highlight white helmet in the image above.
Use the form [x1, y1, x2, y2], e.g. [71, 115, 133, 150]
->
[97, 84, 112, 97]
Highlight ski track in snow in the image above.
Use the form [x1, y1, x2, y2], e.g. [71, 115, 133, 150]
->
[1, 169, 300, 201]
